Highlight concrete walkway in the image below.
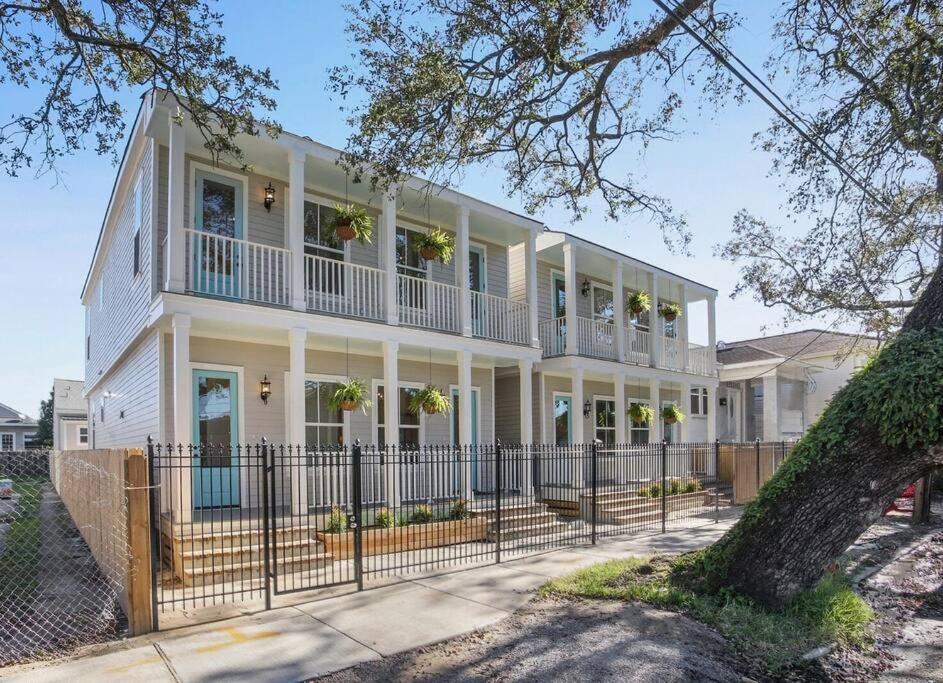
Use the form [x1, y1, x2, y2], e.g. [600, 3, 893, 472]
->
[7, 517, 737, 683]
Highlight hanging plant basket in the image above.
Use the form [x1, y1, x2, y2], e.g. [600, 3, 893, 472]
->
[626, 291, 651, 316]
[330, 204, 373, 244]
[413, 228, 455, 264]
[661, 403, 685, 425]
[659, 303, 682, 322]
[409, 385, 452, 416]
[328, 378, 373, 414]
[628, 403, 654, 426]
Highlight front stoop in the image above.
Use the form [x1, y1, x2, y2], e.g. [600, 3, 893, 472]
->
[471, 502, 571, 541]
[579, 484, 733, 525]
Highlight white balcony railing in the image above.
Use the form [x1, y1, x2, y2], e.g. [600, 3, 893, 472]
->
[660, 336, 684, 371]
[397, 273, 460, 333]
[470, 291, 530, 345]
[626, 326, 650, 366]
[687, 343, 714, 376]
[304, 254, 385, 321]
[185, 229, 291, 306]
[577, 316, 617, 360]
[539, 317, 566, 356]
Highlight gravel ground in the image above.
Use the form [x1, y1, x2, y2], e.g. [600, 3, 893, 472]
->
[317, 597, 745, 682]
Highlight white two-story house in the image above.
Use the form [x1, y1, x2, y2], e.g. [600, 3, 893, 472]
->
[81, 91, 717, 519]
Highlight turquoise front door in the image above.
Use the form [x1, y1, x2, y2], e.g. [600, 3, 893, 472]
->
[192, 369, 240, 508]
[554, 395, 572, 445]
[193, 170, 244, 298]
[451, 388, 480, 489]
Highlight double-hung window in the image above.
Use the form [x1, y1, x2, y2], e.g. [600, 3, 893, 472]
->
[304, 379, 345, 446]
[396, 226, 428, 308]
[594, 398, 616, 445]
[690, 387, 709, 416]
[0, 434, 13, 451]
[304, 200, 345, 296]
[376, 384, 421, 447]
[628, 400, 651, 444]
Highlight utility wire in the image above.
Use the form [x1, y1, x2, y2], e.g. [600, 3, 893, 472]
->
[652, 0, 892, 214]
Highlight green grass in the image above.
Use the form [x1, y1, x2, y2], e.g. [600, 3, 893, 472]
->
[540, 554, 874, 673]
[0, 480, 44, 603]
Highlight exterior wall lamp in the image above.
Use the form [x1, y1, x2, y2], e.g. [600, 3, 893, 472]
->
[260, 375, 272, 404]
[580, 278, 591, 297]
[263, 182, 276, 212]
[583, 399, 592, 417]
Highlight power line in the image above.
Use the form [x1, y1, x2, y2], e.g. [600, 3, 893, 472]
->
[652, 0, 892, 214]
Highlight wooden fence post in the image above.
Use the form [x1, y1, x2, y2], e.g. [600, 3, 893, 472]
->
[124, 448, 154, 635]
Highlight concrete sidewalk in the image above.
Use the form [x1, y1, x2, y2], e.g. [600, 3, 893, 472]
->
[7, 517, 737, 683]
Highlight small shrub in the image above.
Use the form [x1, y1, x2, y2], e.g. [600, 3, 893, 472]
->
[325, 504, 347, 533]
[397, 512, 410, 528]
[637, 486, 651, 498]
[375, 507, 396, 529]
[410, 504, 434, 524]
[414, 228, 455, 264]
[647, 483, 663, 498]
[684, 480, 704, 494]
[668, 479, 684, 496]
[449, 498, 470, 520]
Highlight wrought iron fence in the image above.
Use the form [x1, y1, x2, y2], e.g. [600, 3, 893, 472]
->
[146, 439, 792, 625]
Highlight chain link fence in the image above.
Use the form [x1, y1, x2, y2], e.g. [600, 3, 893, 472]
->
[0, 451, 130, 667]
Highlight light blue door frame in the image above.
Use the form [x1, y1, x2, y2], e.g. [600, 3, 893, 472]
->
[193, 170, 244, 298]
[452, 388, 480, 489]
[554, 395, 572, 446]
[192, 369, 240, 508]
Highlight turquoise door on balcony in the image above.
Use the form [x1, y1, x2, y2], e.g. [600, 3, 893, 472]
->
[193, 170, 244, 298]
[192, 369, 240, 508]
[469, 245, 486, 336]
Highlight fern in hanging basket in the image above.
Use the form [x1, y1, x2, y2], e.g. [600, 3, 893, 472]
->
[626, 291, 651, 316]
[628, 403, 654, 425]
[409, 385, 452, 416]
[331, 204, 373, 244]
[661, 403, 685, 425]
[659, 303, 682, 321]
[414, 228, 455, 264]
[327, 378, 373, 414]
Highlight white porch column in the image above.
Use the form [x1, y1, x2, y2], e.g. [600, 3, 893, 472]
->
[680, 285, 690, 372]
[563, 243, 578, 355]
[456, 205, 472, 337]
[288, 327, 308, 514]
[650, 272, 661, 368]
[706, 385, 717, 443]
[679, 379, 691, 442]
[165, 114, 186, 293]
[382, 340, 400, 506]
[519, 359, 534, 496]
[649, 377, 662, 443]
[571, 366, 585, 489]
[614, 372, 626, 444]
[763, 374, 779, 441]
[707, 294, 717, 373]
[172, 313, 192, 523]
[288, 148, 306, 311]
[381, 188, 399, 325]
[613, 260, 625, 362]
[458, 350, 473, 498]
[526, 228, 540, 348]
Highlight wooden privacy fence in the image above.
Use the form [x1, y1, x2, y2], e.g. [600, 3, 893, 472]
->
[728, 441, 795, 504]
[52, 449, 153, 635]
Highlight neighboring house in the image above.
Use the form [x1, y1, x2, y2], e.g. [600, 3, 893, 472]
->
[81, 90, 718, 520]
[0, 402, 39, 450]
[716, 329, 876, 441]
[52, 378, 88, 451]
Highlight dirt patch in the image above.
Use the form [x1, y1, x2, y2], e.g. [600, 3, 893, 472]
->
[316, 597, 745, 682]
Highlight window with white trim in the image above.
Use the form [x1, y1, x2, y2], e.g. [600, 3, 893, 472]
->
[304, 379, 344, 446]
[591, 285, 614, 324]
[376, 384, 420, 447]
[79, 427, 88, 444]
[628, 400, 651, 444]
[594, 398, 616, 445]
[395, 226, 428, 279]
[0, 434, 13, 451]
[690, 387, 709, 416]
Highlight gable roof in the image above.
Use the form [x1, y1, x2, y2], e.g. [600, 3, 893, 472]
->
[718, 329, 876, 366]
[0, 401, 37, 425]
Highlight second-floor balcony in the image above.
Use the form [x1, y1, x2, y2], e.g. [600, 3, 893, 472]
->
[538, 315, 715, 377]
[177, 231, 533, 346]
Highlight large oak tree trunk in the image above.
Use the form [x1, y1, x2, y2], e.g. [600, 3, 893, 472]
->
[700, 269, 943, 608]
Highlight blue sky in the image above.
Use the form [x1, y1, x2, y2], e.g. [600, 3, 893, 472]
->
[0, 2, 827, 418]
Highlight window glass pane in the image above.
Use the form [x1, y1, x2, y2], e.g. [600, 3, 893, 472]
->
[553, 277, 566, 318]
[593, 288, 614, 323]
[400, 427, 420, 448]
[469, 250, 483, 292]
[690, 390, 700, 415]
[318, 381, 343, 424]
[554, 398, 570, 446]
[1, 434, 12, 450]
[305, 381, 319, 423]
[201, 179, 237, 237]
[396, 227, 425, 274]
[318, 425, 344, 446]
[318, 204, 339, 246]
[400, 388, 420, 426]
[595, 399, 615, 428]
[197, 376, 232, 466]
[702, 391, 709, 415]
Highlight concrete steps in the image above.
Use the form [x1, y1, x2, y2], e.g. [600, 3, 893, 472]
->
[471, 503, 571, 542]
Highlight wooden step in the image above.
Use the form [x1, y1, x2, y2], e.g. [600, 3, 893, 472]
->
[485, 511, 560, 532]
[486, 520, 572, 541]
[177, 551, 333, 587]
[177, 537, 320, 569]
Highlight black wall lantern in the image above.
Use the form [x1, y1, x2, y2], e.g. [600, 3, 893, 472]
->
[263, 182, 276, 212]
[580, 278, 591, 297]
[260, 375, 272, 404]
[583, 399, 592, 417]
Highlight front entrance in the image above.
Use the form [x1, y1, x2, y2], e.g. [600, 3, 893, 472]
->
[451, 387, 480, 488]
[469, 245, 486, 336]
[192, 369, 240, 508]
[552, 273, 566, 354]
[193, 169, 245, 298]
[554, 394, 572, 445]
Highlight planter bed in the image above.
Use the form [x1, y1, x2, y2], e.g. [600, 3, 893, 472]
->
[317, 517, 488, 559]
